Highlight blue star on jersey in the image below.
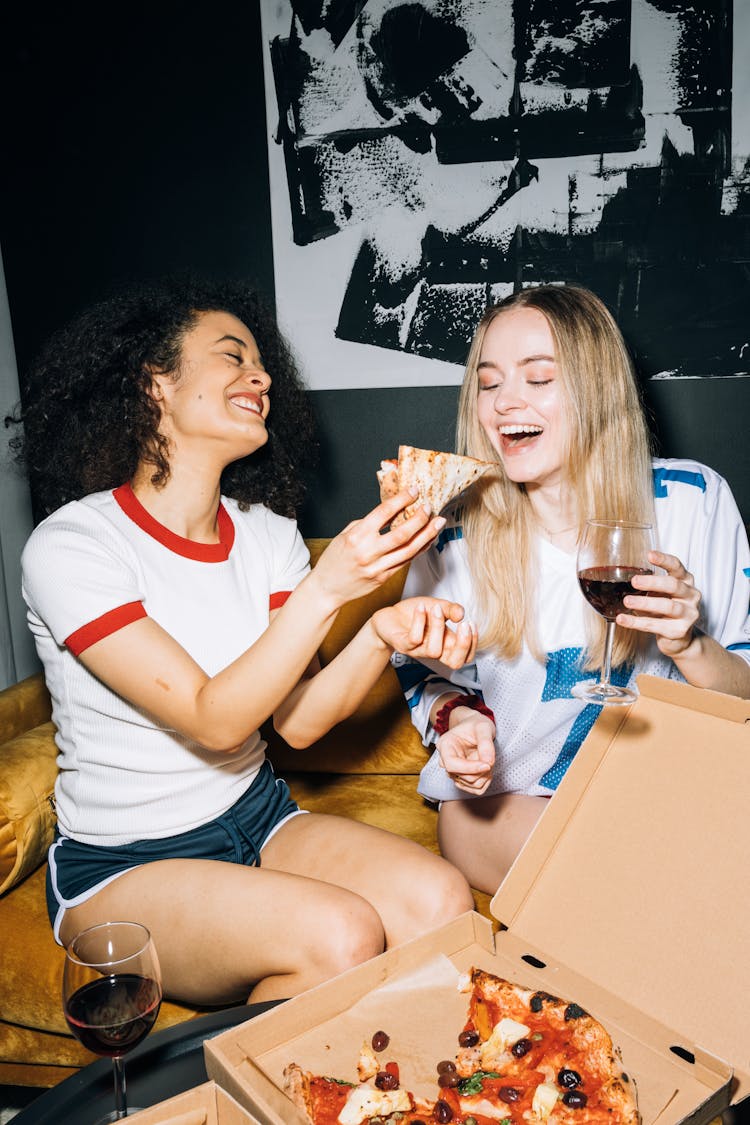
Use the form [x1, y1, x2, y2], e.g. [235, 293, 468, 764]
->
[539, 647, 632, 790]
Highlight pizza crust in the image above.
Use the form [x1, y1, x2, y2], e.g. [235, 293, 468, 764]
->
[282, 1062, 314, 1121]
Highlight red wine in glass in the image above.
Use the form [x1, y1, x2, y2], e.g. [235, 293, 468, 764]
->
[62, 922, 162, 1122]
[64, 972, 161, 1056]
[578, 566, 654, 622]
[572, 520, 655, 706]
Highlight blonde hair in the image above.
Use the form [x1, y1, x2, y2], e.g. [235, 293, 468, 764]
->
[456, 285, 654, 670]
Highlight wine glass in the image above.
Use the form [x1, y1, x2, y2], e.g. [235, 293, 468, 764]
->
[63, 921, 162, 1122]
[572, 519, 655, 706]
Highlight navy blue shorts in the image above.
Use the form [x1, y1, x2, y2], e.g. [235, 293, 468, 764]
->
[46, 759, 303, 943]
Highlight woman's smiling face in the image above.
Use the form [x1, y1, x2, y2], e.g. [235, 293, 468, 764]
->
[152, 310, 272, 463]
[476, 305, 570, 492]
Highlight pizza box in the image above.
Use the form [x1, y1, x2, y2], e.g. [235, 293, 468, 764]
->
[125, 1079, 263, 1124]
[204, 676, 750, 1125]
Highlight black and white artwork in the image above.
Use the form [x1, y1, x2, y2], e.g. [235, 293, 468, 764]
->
[260, 0, 749, 389]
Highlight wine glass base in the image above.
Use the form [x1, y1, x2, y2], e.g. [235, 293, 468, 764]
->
[571, 682, 637, 706]
[91, 1110, 147, 1123]
[88, 1102, 148, 1120]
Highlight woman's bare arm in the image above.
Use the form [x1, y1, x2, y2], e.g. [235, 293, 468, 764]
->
[76, 494, 447, 750]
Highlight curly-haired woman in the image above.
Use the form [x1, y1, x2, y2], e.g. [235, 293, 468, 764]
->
[393, 284, 750, 895]
[13, 276, 476, 1004]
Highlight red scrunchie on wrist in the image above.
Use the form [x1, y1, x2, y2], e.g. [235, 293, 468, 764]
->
[434, 694, 495, 736]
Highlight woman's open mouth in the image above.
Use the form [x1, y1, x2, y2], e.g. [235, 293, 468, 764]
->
[499, 424, 543, 451]
[228, 393, 264, 417]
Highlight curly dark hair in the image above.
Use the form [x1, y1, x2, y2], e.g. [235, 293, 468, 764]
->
[8, 276, 318, 519]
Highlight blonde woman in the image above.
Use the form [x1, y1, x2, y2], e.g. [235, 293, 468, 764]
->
[393, 284, 750, 894]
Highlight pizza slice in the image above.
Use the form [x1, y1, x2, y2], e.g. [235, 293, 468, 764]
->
[283, 1054, 432, 1125]
[377, 445, 494, 526]
[444, 968, 640, 1125]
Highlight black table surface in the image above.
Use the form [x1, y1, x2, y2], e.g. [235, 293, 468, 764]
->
[13, 1002, 279, 1124]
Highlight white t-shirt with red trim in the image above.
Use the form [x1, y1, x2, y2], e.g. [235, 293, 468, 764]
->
[21, 484, 310, 846]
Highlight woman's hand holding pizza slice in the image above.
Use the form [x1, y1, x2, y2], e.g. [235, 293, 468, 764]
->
[310, 488, 448, 607]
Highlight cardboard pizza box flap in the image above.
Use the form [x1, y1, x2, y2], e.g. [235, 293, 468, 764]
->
[125, 1079, 262, 1124]
[491, 675, 750, 1103]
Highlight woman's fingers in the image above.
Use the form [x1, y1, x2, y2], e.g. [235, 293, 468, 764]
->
[373, 597, 474, 665]
[343, 499, 446, 581]
[438, 721, 495, 792]
[453, 775, 493, 795]
[618, 551, 702, 653]
[452, 622, 478, 667]
[394, 597, 471, 658]
[439, 729, 494, 775]
[316, 496, 448, 604]
[405, 601, 430, 647]
[363, 489, 439, 542]
[646, 549, 689, 578]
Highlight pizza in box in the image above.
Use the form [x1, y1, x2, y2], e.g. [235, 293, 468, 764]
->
[285, 967, 639, 1125]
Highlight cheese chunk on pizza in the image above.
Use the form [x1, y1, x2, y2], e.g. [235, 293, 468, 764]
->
[377, 445, 494, 526]
[283, 1062, 428, 1125]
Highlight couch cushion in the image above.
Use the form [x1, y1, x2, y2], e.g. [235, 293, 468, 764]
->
[283, 772, 439, 853]
[0, 722, 58, 895]
[0, 672, 52, 742]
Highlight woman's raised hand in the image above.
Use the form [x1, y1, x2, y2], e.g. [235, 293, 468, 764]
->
[616, 549, 702, 657]
[309, 490, 447, 608]
[371, 597, 477, 668]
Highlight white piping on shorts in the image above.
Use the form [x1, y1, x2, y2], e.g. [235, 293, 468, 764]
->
[49, 809, 309, 944]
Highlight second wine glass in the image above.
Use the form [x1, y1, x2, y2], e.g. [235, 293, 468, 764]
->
[572, 519, 655, 706]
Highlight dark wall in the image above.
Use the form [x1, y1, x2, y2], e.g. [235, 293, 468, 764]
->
[1, 4, 275, 341]
[3, 3, 749, 536]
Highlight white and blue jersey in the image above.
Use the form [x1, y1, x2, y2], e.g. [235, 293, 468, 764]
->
[393, 459, 750, 802]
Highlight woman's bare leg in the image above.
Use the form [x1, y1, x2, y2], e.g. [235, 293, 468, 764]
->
[261, 812, 475, 946]
[58, 813, 473, 1005]
[437, 794, 549, 895]
[59, 859, 385, 1005]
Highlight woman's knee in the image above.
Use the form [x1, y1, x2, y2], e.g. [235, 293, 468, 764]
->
[310, 896, 386, 978]
[416, 858, 475, 928]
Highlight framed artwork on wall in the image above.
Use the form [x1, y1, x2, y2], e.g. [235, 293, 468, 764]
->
[260, 0, 749, 390]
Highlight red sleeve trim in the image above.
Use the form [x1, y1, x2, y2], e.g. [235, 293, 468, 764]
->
[269, 591, 292, 611]
[65, 601, 147, 656]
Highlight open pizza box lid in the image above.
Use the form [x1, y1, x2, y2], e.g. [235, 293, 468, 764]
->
[205, 676, 748, 1125]
[125, 1079, 263, 1124]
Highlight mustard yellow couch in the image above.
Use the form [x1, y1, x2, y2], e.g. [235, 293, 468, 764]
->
[0, 540, 491, 1088]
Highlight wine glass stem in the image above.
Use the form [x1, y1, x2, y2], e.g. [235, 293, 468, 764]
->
[113, 1056, 128, 1119]
[601, 621, 615, 688]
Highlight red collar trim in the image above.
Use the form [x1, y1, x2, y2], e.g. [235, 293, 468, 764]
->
[113, 483, 235, 561]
